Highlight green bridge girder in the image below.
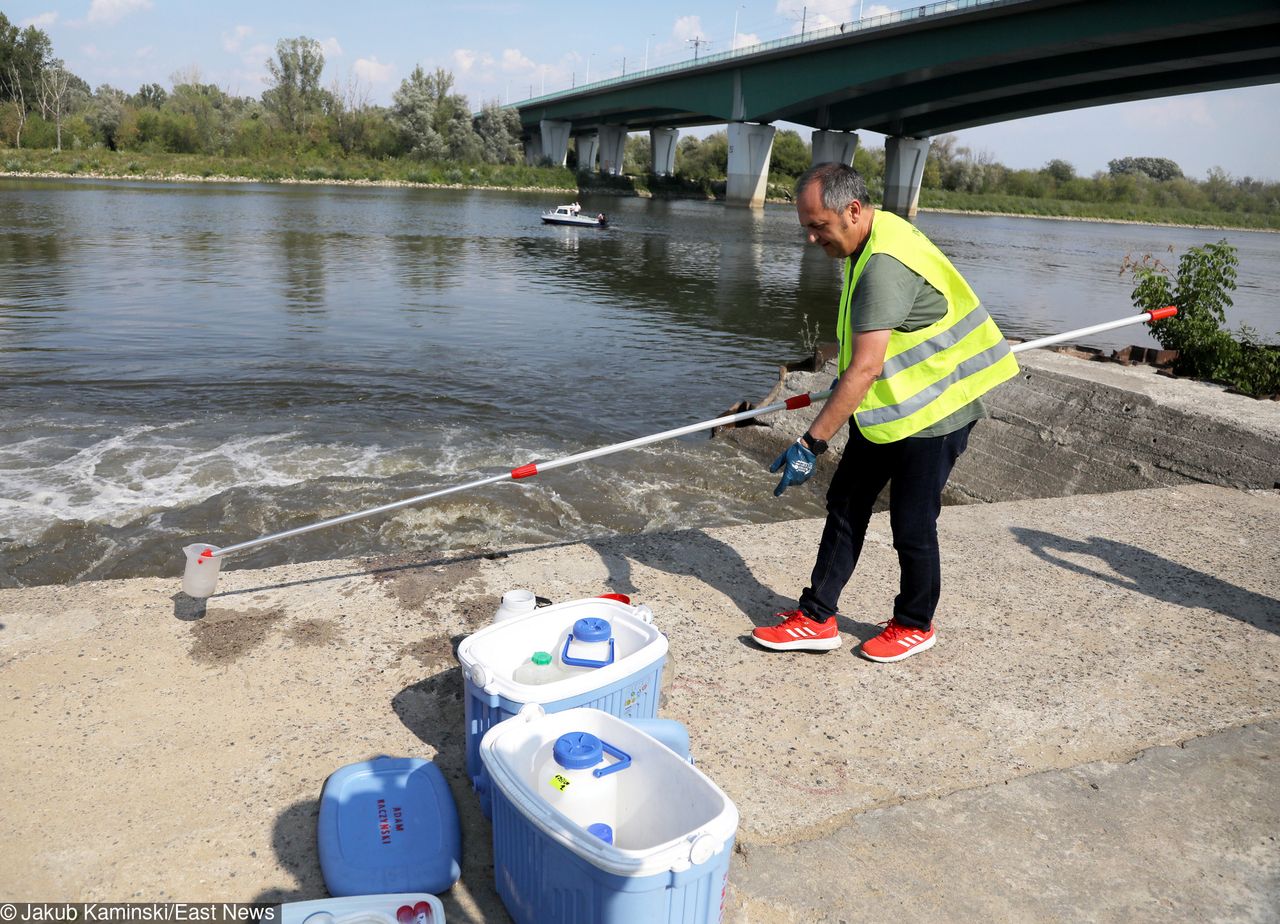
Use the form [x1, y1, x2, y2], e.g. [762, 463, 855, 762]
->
[515, 0, 1280, 138]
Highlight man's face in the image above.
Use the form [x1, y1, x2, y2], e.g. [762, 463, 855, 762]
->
[796, 183, 865, 258]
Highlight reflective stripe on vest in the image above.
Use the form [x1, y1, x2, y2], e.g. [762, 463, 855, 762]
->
[837, 210, 1019, 443]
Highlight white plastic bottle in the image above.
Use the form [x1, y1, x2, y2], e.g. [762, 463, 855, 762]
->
[513, 651, 559, 686]
[539, 731, 630, 834]
[494, 589, 537, 622]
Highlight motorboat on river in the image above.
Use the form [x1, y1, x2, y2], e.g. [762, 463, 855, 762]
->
[541, 204, 608, 228]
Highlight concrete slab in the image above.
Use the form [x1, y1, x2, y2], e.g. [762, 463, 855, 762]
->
[734, 721, 1280, 923]
[1, 484, 1277, 921]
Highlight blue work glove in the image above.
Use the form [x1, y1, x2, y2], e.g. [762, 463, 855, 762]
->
[770, 440, 817, 497]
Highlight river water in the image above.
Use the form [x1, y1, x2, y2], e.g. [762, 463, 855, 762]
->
[2, 178, 1276, 589]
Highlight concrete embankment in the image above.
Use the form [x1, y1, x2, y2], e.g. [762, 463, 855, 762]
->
[1, 480, 1277, 921]
[723, 346, 1280, 502]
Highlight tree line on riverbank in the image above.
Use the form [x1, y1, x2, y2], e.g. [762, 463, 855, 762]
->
[2, 16, 1277, 228]
[0, 20, 525, 165]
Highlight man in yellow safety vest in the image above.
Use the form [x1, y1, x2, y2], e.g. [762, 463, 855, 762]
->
[751, 163, 1018, 662]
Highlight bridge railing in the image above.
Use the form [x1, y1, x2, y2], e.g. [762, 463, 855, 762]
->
[509, 0, 1022, 110]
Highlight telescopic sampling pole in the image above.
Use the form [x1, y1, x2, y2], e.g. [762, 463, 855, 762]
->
[180, 306, 1176, 596]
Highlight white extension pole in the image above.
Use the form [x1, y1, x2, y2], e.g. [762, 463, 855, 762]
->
[180, 307, 1175, 594]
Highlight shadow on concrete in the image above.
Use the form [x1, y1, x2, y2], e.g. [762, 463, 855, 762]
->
[1011, 528, 1280, 635]
[583, 529, 885, 645]
[392, 650, 509, 924]
[583, 529, 795, 628]
[251, 799, 326, 903]
[172, 592, 207, 621]
[203, 541, 584, 599]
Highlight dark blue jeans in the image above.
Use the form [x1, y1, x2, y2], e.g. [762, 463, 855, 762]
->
[798, 421, 974, 630]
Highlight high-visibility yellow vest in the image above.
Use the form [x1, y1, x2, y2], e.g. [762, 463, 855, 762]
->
[837, 210, 1018, 443]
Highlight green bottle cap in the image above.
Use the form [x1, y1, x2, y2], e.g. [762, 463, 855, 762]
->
[532, 651, 552, 665]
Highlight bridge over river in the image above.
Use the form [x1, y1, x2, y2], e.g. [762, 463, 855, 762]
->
[508, 0, 1280, 211]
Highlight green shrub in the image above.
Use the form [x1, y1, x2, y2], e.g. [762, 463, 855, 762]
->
[1128, 240, 1280, 397]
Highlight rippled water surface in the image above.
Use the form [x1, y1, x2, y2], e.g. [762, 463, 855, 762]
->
[2, 178, 1276, 587]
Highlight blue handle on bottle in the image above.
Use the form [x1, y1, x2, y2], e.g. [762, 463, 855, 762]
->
[561, 634, 615, 669]
[592, 739, 632, 778]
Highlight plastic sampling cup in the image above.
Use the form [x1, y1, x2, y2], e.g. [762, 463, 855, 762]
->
[181, 543, 223, 598]
[494, 589, 537, 623]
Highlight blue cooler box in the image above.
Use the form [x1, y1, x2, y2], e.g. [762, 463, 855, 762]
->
[456, 596, 668, 815]
[317, 756, 461, 897]
[479, 706, 738, 924]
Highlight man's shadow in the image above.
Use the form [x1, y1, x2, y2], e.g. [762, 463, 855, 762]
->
[1011, 527, 1280, 634]
[582, 528, 882, 643]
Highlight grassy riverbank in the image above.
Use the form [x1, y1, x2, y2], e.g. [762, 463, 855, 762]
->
[3, 148, 1277, 231]
[0, 148, 577, 190]
[917, 188, 1280, 231]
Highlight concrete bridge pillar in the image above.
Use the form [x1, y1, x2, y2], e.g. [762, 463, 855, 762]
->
[883, 135, 931, 220]
[811, 130, 859, 167]
[576, 134, 599, 173]
[650, 127, 679, 176]
[539, 119, 572, 168]
[523, 134, 543, 166]
[598, 126, 628, 175]
[726, 122, 776, 208]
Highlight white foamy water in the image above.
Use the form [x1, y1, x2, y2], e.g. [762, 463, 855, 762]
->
[0, 420, 454, 542]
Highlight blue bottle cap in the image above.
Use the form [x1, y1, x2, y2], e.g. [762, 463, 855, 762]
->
[573, 617, 612, 642]
[587, 823, 614, 845]
[553, 732, 603, 770]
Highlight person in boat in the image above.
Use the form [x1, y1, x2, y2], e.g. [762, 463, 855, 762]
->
[596, 212, 606, 223]
[570, 202, 582, 215]
[751, 162, 1017, 663]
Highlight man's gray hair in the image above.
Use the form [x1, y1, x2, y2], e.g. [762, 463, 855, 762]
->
[795, 163, 871, 211]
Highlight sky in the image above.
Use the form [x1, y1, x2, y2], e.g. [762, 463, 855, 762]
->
[8, 0, 1280, 181]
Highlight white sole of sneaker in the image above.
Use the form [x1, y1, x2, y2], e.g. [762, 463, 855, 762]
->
[860, 634, 935, 662]
[752, 635, 842, 652]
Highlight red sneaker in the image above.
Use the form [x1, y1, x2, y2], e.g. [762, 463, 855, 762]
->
[860, 619, 935, 662]
[752, 610, 841, 651]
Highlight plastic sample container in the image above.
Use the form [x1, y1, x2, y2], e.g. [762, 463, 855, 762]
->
[456, 595, 668, 811]
[539, 730, 632, 834]
[479, 705, 738, 924]
[494, 588, 537, 622]
[280, 895, 445, 924]
[557, 617, 616, 673]
[513, 651, 562, 686]
[317, 756, 461, 897]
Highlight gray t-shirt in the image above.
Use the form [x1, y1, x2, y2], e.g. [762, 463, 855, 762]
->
[846, 252, 985, 438]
